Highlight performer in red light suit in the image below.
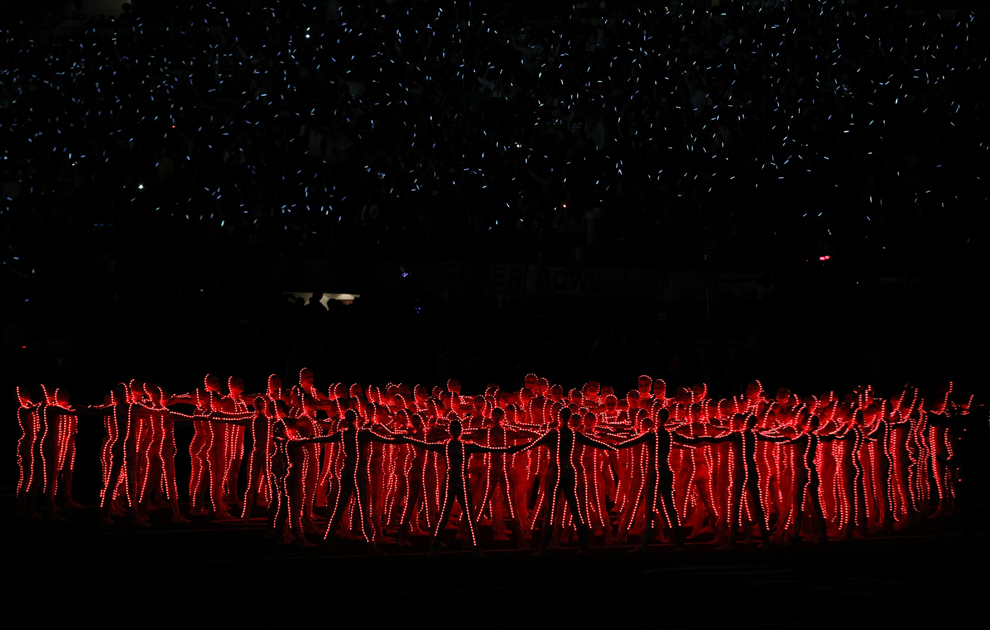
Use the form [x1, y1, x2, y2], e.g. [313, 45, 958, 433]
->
[819, 409, 869, 540]
[926, 383, 955, 519]
[612, 407, 650, 547]
[686, 413, 772, 549]
[141, 385, 196, 523]
[616, 409, 688, 553]
[96, 383, 144, 525]
[518, 407, 617, 555]
[38, 388, 79, 520]
[281, 394, 320, 547]
[637, 375, 654, 402]
[474, 407, 540, 546]
[767, 413, 828, 544]
[293, 408, 400, 554]
[860, 401, 893, 533]
[266, 399, 299, 545]
[16, 386, 43, 518]
[394, 412, 431, 544]
[679, 407, 721, 540]
[221, 376, 254, 510]
[185, 375, 225, 516]
[286, 389, 324, 536]
[241, 375, 286, 520]
[179, 375, 255, 520]
[886, 390, 917, 527]
[401, 414, 518, 557]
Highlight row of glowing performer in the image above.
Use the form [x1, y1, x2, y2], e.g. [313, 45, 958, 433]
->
[15, 372, 976, 555]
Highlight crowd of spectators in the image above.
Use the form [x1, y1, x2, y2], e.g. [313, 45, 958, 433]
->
[2, 0, 987, 407]
[3, 0, 987, 273]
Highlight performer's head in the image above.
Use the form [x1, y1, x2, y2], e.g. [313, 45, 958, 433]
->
[536, 377, 549, 396]
[299, 368, 314, 389]
[744, 380, 762, 400]
[568, 389, 583, 405]
[519, 388, 534, 405]
[775, 387, 791, 406]
[205, 374, 221, 392]
[254, 396, 269, 416]
[656, 408, 670, 428]
[626, 390, 640, 410]
[114, 382, 128, 405]
[637, 375, 653, 397]
[691, 383, 707, 402]
[448, 418, 462, 438]
[343, 409, 358, 428]
[652, 379, 666, 400]
[524, 374, 538, 392]
[584, 411, 597, 431]
[584, 381, 601, 403]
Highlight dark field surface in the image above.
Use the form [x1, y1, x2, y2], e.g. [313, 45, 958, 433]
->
[3, 502, 987, 629]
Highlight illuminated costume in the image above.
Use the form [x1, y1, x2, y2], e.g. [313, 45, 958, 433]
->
[241, 376, 285, 520]
[16, 387, 42, 518]
[402, 416, 516, 556]
[689, 414, 771, 549]
[474, 407, 539, 546]
[616, 410, 687, 552]
[296, 409, 400, 553]
[519, 408, 616, 554]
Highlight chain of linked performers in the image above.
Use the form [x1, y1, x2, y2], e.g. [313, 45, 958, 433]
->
[15, 372, 987, 556]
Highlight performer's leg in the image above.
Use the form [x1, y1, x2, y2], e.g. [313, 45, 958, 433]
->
[431, 478, 455, 554]
[659, 477, 685, 549]
[634, 477, 658, 552]
[324, 477, 355, 546]
[561, 482, 589, 551]
[458, 479, 481, 552]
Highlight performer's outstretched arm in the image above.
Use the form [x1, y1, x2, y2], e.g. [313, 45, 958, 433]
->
[293, 432, 343, 445]
[465, 442, 519, 455]
[398, 436, 446, 453]
[615, 432, 649, 449]
[672, 432, 726, 446]
[517, 432, 554, 454]
[576, 431, 619, 451]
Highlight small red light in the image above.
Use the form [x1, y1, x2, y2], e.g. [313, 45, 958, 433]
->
[819, 255, 830, 261]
